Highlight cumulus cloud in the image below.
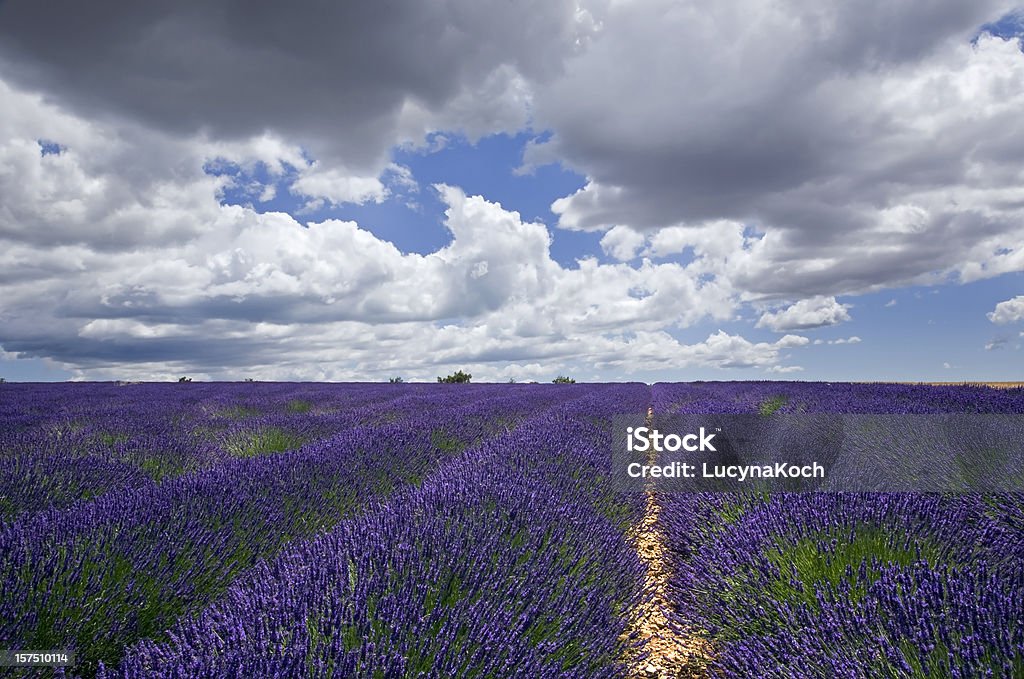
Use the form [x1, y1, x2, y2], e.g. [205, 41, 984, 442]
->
[531, 1, 1024, 298]
[0, 0, 596, 175]
[756, 297, 851, 332]
[289, 164, 389, 207]
[814, 336, 862, 345]
[988, 295, 1024, 323]
[767, 365, 804, 374]
[600, 225, 646, 261]
[0, 75, 810, 380]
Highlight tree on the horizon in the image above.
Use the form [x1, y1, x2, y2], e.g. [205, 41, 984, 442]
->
[438, 370, 472, 383]
[553, 376, 576, 384]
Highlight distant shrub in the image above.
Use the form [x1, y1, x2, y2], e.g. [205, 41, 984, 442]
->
[553, 376, 576, 384]
[244, 378, 255, 383]
[437, 370, 472, 384]
[178, 376, 192, 383]
[389, 377, 404, 383]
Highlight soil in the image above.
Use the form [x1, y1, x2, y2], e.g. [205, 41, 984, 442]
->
[622, 408, 711, 678]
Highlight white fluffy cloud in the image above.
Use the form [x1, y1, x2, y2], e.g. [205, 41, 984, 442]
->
[756, 297, 851, 332]
[532, 2, 1024, 298]
[599, 225, 646, 261]
[812, 336, 863, 345]
[0, 74, 812, 379]
[988, 295, 1024, 324]
[289, 164, 389, 207]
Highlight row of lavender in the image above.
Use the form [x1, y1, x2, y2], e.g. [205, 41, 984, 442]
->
[651, 380, 1024, 415]
[0, 382, 551, 522]
[655, 382, 1024, 677]
[91, 385, 651, 677]
[0, 383, 592, 675]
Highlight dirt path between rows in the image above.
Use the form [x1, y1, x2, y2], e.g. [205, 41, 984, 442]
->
[622, 407, 711, 678]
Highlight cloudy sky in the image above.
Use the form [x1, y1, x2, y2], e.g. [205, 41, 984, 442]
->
[1, 0, 1023, 382]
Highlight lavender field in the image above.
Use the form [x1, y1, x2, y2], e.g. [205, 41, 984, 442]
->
[1, 382, 1023, 678]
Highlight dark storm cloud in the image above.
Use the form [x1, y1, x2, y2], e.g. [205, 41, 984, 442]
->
[0, 0, 585, 170]
[1, 333, 269, 367]
[56, 293, 448, 326]
[530, 0, 1024, 298]
[737, 210, 1018, 298]
[538, 0, 1012, 225]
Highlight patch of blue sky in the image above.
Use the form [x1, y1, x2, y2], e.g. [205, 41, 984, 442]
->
[977, 8, 1024, 46]
[651, 270, 1022, 381]
[388, 130, 598, 265]
[295, 164, 452, 255]
[37, 139, 63, 156]
[0, 355, 72, 382]
[787, 273, 1024, 381]
[202, 157, 305, 214]
[202, 130, 600, 266]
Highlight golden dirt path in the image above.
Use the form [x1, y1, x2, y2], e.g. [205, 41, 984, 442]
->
[622, 407, 711, 678]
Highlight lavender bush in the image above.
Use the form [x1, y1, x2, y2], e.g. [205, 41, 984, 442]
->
[654, 382, 1024, 678]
